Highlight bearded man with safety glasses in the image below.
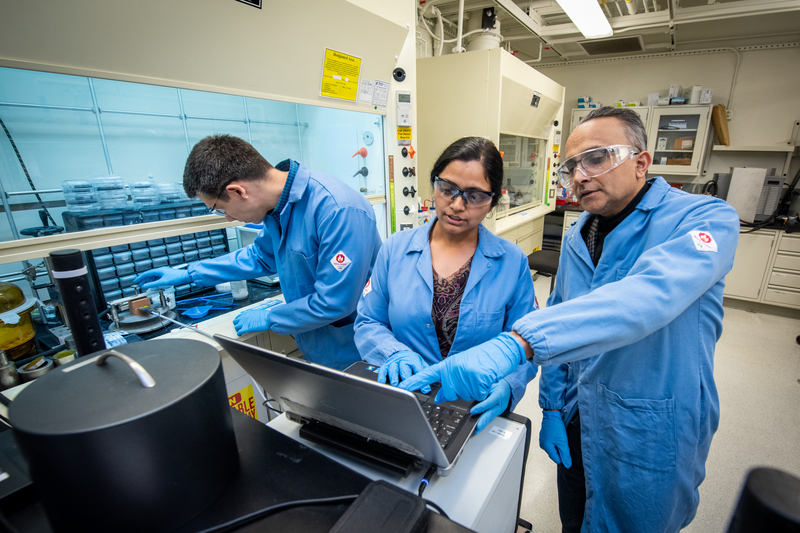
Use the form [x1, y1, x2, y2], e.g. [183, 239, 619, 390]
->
[401, 107, 741, 532]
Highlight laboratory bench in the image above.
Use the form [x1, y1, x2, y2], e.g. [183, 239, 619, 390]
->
[0, 409, 479, 533]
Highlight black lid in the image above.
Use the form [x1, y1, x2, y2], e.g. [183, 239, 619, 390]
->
[49, 249, 84, 272]
[9, 339, 221, 435]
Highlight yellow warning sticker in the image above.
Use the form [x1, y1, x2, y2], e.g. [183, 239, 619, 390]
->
[229, 384, 258, 420]
[396, 128, 413, 141]
[320, 49, 362, 102]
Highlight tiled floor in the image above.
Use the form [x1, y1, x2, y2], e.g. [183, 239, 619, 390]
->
[516, 274, 800, 532]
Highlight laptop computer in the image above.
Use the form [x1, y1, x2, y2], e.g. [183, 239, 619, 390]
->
[214, 335, 479, 476]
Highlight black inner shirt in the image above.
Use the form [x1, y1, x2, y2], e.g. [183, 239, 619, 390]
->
[581, 178, 655, 266]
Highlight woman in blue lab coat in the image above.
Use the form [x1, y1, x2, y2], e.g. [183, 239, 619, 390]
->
[354, 137, 537, 431]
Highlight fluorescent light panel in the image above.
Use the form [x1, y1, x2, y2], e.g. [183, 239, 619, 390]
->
[555, 0, 613, 39]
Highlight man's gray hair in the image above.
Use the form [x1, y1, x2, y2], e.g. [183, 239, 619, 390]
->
[579, 107, 648, 152]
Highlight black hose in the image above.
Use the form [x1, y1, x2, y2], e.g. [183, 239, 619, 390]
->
[0, 115, 57, 226]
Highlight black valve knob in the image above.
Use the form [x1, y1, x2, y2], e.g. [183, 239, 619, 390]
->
[403, 206, 410, 215]
[401, 147, 408, 158]
[353, 167, 369, 178]
[402, 167, 409, 177]
[403, 186, 417, 198]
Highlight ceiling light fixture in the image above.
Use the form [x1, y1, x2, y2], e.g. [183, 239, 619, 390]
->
[555, 0, 613, 39]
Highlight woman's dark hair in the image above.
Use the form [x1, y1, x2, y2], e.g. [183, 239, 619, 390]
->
[183, 134, 273, 199]
[430, 137, 503, 207]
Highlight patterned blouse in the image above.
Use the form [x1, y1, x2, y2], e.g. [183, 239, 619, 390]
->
[431, 258, 473, 358]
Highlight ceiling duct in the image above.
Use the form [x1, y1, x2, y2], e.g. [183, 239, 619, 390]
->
[578, 35, 645, 55]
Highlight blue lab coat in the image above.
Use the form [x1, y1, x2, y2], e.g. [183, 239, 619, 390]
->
[513, 177, 740, 532]
[355, 220, 538, 407]
[189, 160, 382, 370]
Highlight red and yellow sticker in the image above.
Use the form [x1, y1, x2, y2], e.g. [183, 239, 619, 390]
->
[229, 384, 258, 420]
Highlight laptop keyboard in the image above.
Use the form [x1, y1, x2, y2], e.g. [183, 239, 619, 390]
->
[358, 364, 471, 450]
[415, 392, 470, 449]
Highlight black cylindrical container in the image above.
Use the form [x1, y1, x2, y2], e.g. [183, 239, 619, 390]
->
[9, 339, 239, 533]
[49, 249, 105, 356]
[726, 467, 800, 532]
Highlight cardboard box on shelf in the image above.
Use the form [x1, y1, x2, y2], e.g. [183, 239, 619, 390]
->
[670, 97, 686, 105]
[648, 93, 660, 106]
[614, 100, 627, 107]
[657, 97, 671, 106]
[666, 158, 692, 165]
[700, 88, 713, 104]
[673, 137, 695, 150]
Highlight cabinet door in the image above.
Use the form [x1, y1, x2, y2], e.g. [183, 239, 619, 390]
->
[647, 106, 711, 176]
[724, 231, 776, 300]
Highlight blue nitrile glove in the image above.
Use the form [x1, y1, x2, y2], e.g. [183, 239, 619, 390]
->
[399, 332, 526, 403]
[134, 267, 191, 290]
[470, 379, 512, 434]
[378, 351, 431, 394]
[233, 308, 273, 336]
[540, 410, 572, 468]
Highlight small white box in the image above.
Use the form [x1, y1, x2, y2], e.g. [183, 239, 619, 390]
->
[668, 84, 684, 98]
[660, 156, 668, 165]
[658, 97, 671, 106]
[700, 88, 713, 104]
[577, 95, 593, 104]
[647, 93, 660, 107]
[684, 85, 702, 105]
[614, 100, 627, 107]
[657, 138, 667, 150]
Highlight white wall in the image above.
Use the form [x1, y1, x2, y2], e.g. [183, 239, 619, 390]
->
[537, 47, 800, 180]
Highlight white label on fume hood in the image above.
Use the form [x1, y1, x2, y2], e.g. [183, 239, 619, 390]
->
[373, 80, 390, 107]
[358, 79, 374, 104]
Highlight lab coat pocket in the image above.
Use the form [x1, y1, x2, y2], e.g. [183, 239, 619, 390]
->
[596, 383, 677, 473]
[473, 310, 505, 344]
[286, 249, 318, 290]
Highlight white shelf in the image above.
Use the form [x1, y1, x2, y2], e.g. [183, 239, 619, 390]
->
[712, 144, 795, 152]
[655, 149, 694, 153]
[657, 129, 698, 133]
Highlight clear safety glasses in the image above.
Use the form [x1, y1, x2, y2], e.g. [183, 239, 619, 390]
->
[556, 145, 640, 189]
[433, 177, 495, 207]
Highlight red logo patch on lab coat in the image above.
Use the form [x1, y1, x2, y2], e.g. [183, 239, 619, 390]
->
[362, 278, 372, 297]
[330, 251, 352, 272]
[689, 230, 718, 252]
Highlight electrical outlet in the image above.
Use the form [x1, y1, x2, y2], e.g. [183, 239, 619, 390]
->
[726, 109, 733, 121]
[399, 223, 413, 231]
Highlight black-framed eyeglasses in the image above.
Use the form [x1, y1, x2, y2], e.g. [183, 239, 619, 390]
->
[208, 177, 238, 216]
[433, 177, 495, 207]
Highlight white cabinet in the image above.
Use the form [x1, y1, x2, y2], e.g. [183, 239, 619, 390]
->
[570, 107, 650, 134]
[417, 48, 565, 238]
[724, 230, 777, 300]
[763, 233, 800, 308]
[725, 229, 800, 311]
[647, 105, 711, 176]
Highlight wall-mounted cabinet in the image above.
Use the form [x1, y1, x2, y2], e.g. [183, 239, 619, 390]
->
[647, 105, 711, 176]
[568, 105, 712, 177]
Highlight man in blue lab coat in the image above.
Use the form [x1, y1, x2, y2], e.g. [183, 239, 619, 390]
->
[401, 107, 741, 532]
[136, 135, 382, 370]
